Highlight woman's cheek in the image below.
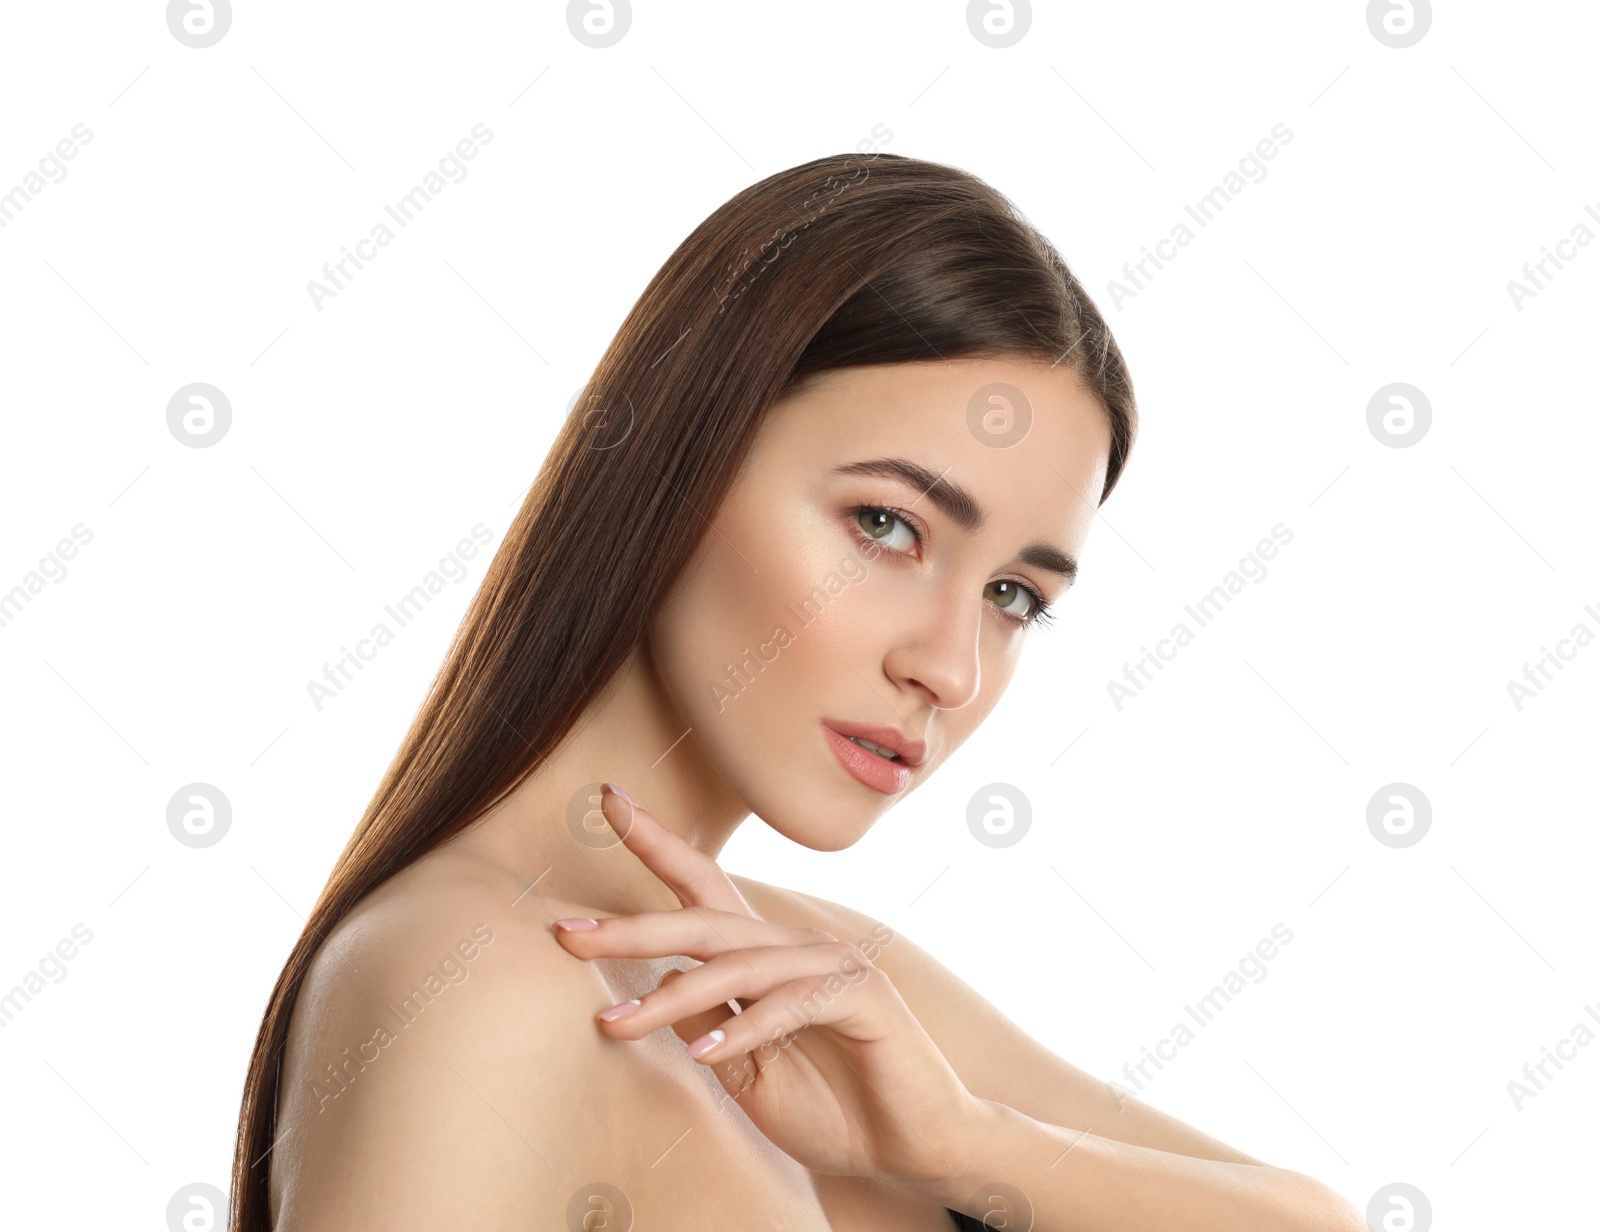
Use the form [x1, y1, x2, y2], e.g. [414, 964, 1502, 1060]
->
[808, 540, 912, 645]
[658, 511, 817, 715]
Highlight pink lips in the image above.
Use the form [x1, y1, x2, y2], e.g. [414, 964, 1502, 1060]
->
[819, 718, 927, 766]
[821, 721, 914, 794]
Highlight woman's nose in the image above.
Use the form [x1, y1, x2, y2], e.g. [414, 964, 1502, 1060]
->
[882, 586, 983, 711]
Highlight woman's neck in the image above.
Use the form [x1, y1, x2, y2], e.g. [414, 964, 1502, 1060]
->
[448, 644, 751, 918]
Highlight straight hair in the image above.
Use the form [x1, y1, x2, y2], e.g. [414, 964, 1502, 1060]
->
[229, 150, 1137, 1230]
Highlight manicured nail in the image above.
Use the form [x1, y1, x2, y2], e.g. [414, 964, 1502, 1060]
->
[687, 1029, 725, 1059]
[598, 999, 641, 1022]
[554, 917, 598, 931]
[602, 782, 635, 807]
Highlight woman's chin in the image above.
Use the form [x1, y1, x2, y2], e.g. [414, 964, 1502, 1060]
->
[764, 820, 868, 853]
[751, 792, 893, 853]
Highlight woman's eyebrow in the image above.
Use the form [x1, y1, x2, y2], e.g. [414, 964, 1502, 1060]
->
[830, 457, 1078, 583]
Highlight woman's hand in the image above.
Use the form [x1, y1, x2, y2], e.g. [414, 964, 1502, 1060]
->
[550, 783, 982, 1190]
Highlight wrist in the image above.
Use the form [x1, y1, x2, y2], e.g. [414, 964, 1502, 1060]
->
[899, 1095, 1016, 1211]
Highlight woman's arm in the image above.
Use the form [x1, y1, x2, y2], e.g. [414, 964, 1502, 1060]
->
[916, 1097, 1366, 1232]
[731, 877, 1270, 1166]
[558, 796, 1348, 1227]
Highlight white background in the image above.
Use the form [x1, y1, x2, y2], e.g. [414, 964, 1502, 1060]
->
[1, 2, 1595, 1228]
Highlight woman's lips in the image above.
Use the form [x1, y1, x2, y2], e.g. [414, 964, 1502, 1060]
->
[821, 721, 913, 794]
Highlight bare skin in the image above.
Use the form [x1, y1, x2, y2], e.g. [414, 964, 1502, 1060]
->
[268, 357, 1360, 1230]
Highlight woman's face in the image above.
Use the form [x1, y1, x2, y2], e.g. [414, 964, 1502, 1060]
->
[645, 355, 1112, 850]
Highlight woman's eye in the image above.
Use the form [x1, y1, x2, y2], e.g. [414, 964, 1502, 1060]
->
[855, 506, 918, 554]
[984, 578, 1037, 622]
[852, 505, 1052, 629]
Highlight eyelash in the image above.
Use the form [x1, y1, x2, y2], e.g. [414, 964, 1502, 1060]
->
[846, 503, 1056, 630]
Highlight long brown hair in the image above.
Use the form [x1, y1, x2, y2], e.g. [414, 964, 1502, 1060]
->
[228, 150, 1138, 1230]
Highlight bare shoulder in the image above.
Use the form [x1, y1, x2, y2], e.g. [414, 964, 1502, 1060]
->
[271, 852, 616, 1230]
[726, 872, 1264, 1167]
[728, 872, 997, 1030]
[731, 873, 977, 993]
[728, 872, 892, 948]
[728, 875, 1055, 1120]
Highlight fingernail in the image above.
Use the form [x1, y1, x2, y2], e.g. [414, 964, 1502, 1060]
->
[687, 1030, 725, 1059]
[598, 999, 641, 1022]
[554, 917, 598, 931]
[602, 782, 635, 807]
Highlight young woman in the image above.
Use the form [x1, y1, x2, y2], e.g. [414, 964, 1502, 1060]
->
[231, 152, 1363, 1231]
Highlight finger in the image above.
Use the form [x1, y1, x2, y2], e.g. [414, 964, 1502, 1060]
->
[594, 942, 870, 1042]
[599, 783, 754, 914]
[683, 966, 902, 1067]
[652, 968, 736, 1052]
[553, 905, 835, 963]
